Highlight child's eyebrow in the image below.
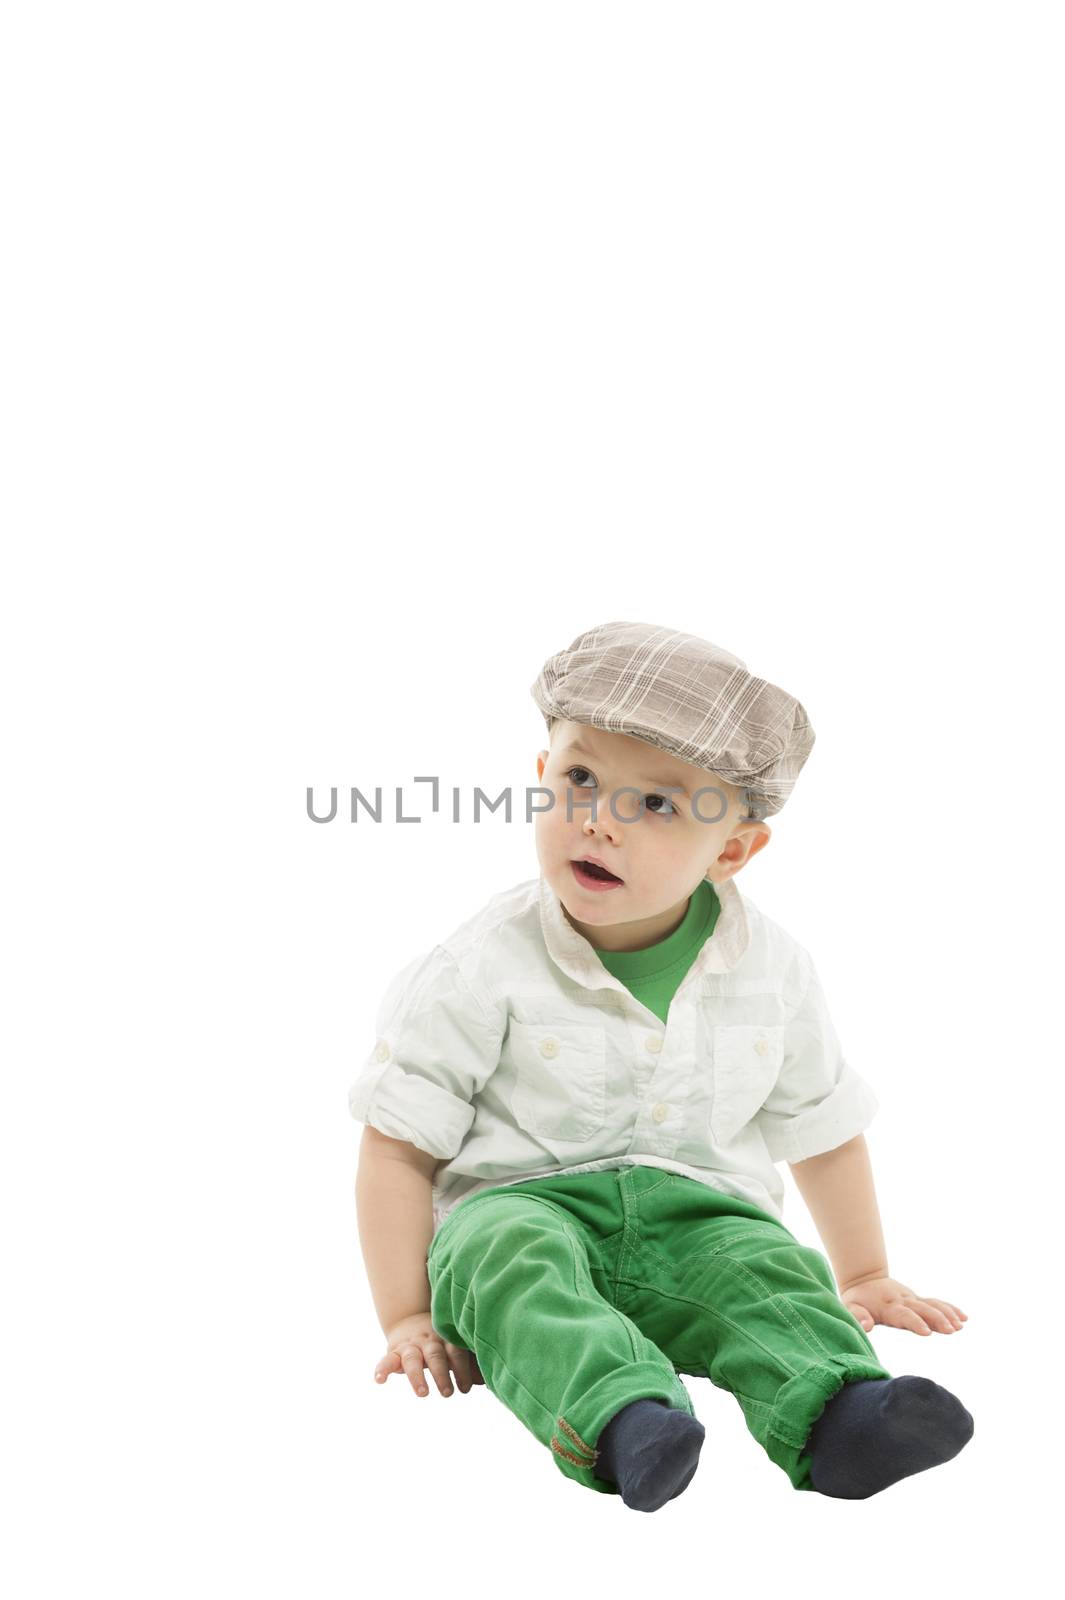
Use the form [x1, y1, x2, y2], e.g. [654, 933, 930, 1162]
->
[560, 738, 692, 799]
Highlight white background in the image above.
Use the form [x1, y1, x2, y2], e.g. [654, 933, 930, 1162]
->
[3, 3, 1061, 1594]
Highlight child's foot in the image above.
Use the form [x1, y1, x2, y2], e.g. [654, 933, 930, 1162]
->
[592, 1398, 706, 1512]
[806, 1376, 974, 1499]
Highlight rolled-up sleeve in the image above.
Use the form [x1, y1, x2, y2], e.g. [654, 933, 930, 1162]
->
[348, 946, 506, 1161]
[753, 952, 879, 1164]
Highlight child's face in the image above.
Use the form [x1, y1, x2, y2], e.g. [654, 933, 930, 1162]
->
[535, 719, 771, 951]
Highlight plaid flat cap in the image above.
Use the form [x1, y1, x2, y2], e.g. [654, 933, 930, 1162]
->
[530, 620, 815, 819]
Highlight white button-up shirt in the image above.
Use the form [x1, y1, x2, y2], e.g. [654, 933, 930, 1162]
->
[349, 874, 879, 1235]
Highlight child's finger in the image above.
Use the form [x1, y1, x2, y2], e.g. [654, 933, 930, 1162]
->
[925, 1298, 966, 1327]
[399, 1346, 430, 1395]
[374, 1351, 401, 1383]
[424, 1343, 454, 1397]
[444, 1343, 477, 1392]
[909, 1297, 960, 1332]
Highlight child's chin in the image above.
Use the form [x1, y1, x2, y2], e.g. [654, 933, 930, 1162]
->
[561, 886, 624, 919]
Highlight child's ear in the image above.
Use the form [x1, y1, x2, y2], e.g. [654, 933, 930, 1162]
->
[536, 749, 549, 780]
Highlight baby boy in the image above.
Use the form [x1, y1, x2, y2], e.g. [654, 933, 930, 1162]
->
[349, 620, 974, 1510]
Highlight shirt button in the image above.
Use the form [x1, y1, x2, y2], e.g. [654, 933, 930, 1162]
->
[374, 1041, 390, 1062]
[645, 1035, 663, 1054]
[754, 1037, 769, 1055]
[540, 1037, 559, 1059]
[652, 1102, 669, 1123]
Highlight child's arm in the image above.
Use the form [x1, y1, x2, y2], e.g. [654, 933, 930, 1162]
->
[356, 1124, 437, 1332]
[789, 1133, 968, 1337]
[788, 1133, 887, 1291]
[355, 1125, 483, 1397]
[349, 946, 507, 1392]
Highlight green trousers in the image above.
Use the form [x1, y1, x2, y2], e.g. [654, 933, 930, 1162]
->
[427, 1164, 894, 1495]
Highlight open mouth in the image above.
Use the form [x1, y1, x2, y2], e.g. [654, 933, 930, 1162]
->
[571, 858, 624, 887]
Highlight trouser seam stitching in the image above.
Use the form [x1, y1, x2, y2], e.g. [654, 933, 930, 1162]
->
[618, 1276, 802, 1380]
[710, 1254, 839, 1363]
[615, 1167, 671, 1290]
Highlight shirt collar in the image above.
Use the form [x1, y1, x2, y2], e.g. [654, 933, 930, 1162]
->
[537, 871, 750, 993]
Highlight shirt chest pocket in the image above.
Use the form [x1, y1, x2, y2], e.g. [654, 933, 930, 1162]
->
[507, 1020, 607, 1143]
[710, 1023, 785, 1146]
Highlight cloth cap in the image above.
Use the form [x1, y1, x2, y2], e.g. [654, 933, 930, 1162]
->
[530, 620, 815, 820]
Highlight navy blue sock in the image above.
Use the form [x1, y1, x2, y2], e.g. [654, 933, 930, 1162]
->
[806, 1376, 974, 1499]
[592, 1398, 706, 1512]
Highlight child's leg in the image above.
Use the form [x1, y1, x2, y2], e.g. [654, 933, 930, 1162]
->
[613, 1168, 901, 1492]
[426, 1177, 696, 1496]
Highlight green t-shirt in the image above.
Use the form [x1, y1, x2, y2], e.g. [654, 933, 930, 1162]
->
[591, 879, 721, 1023]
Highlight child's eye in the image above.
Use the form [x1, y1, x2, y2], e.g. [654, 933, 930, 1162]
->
[565, 767, 677, 816]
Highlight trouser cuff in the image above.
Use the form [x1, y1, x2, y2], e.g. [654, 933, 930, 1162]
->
[765, 1356, 895, 1490]
[550, 1359, 695, 1493]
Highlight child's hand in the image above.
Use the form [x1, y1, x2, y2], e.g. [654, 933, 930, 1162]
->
[374, 1312, 484, 1398]
[840, 1275, 968, 1336]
